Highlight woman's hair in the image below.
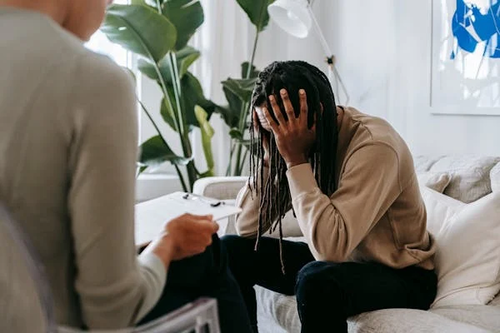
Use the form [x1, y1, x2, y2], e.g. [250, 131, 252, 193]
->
[249, 61, 339, 272]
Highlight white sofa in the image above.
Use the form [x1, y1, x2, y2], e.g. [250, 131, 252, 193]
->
[193, 155, 500, 333]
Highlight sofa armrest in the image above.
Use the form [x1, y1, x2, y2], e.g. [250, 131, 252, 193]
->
[193, 177, 304, 238]
[193, 177, 247, 236]
[193, 177, 247, 200]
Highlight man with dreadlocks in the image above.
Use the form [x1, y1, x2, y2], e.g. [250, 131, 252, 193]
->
[221, 61, 437, 333]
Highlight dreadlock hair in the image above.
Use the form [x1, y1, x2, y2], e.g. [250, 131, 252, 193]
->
[249, 61, 339, 274]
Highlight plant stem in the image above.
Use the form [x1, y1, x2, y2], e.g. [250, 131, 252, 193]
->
[232, 29, 261, 176]
[139, 100, 189, 192]
[237, 147, 249, 175]
[226, 142, 236, 176]
[167, 52, 196, 190]
[246, 29, 260, 78]
[152, 60, 190, 187]
[174, 164, 188, 193]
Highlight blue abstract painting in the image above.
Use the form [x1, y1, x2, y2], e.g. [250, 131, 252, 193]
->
[451, 0, 500, 59]
[432, 0, 500, 113]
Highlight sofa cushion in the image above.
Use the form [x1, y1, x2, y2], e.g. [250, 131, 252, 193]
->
[490, 293, 500, 307]
[414, 156, 445, 173]
[255, 286, 490, 333]
[430, 304, 500, 332]
[418, 172, 452, 193]
[491, 163, 500, 192]
[349, 309, 489, 333]
[427, 156, 500, 203]
[422, 188, 500, 307]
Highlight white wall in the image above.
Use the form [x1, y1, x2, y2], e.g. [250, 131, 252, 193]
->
[254, 0, 500, 157]
[139, 0, 500, 198]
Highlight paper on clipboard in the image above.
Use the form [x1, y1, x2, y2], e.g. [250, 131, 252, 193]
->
[135, 192, 241, 248]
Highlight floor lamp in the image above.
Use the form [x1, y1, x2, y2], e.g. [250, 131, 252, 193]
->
[268, 0, 350, 105]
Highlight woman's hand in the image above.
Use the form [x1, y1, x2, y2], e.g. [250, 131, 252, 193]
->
[263, 89, 316, 169]
[146, 214, 219, 267]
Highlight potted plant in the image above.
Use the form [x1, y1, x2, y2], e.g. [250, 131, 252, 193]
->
[101, 0, 218, 192]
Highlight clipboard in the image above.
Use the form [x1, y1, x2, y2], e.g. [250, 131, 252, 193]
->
[135, 192, 242, 248]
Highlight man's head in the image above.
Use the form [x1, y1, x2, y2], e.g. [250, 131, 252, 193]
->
[249, 61, 339, 239]
[1, 0, 113, 41]
[252, 61, 334, 134]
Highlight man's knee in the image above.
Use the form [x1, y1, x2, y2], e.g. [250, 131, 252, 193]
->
[221, 234, 255, 258]
[220, 235, 256, 276]
[295, 261, 343, 307]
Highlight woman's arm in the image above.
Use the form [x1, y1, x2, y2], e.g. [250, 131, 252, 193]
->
[67, 53, 166, 329]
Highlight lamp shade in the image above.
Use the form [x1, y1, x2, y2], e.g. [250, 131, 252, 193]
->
[268, 0, 312, 38]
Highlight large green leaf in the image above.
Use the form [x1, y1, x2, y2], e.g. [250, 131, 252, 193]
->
[139, 135, 191, 167]
[236, 0, 275, 32]
[162, 0, 204, 50]
[179, 72, 218, 129]
[215, 104, 240, 129]
[101, 4, 177, 62]
[221, 78, 257, 102]
[194, 106, 215, 177]
[241, 62, 260, 79]
[138, 46, 200, 83]
[229, 128, 244, 141]
[160, 96, 177, 130]
[176, 47, 201, 78]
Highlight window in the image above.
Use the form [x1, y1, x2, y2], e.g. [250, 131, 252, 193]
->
[85, 0, 129, 67]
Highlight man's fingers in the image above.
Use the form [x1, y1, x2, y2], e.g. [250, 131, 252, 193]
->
[252, 109, 260, 131]
[268, 95, 285, 125]
[196, 219, 219, 233]
[186, 214, 213, 221]
[280, 89, 296, 122]
[262, 106, 280, 133]
[299, 89, 308, 122]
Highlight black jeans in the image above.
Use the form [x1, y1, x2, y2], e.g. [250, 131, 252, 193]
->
[139, 235, 252, 333]
[221, 235, 437, 333]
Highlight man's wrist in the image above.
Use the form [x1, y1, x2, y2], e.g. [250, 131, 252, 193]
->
[286, 156, 308, 169]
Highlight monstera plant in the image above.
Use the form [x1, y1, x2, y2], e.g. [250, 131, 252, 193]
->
[218, 0, 276, 176]
[101, 0, 217, 192]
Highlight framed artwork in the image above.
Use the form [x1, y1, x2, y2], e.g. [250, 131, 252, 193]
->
[431, 0, 500, 115]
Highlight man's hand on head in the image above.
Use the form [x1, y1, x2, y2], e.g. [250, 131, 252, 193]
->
[262, 89, 316, 169]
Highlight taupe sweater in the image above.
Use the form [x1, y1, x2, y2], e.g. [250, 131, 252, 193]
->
[0, 8, 166, 329]
[237, 107, 436, 270]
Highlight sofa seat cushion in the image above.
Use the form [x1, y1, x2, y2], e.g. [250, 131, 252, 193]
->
[430, 304, 500, 332]
[349, 309, 489, 333]
[255, 286, 490, 333]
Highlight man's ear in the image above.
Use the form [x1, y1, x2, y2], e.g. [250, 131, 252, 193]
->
[320, 103, 324, 114]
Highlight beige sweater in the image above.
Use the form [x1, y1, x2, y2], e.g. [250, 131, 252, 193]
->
[0, 8, 166, 329]
[237, 107, 436, 270]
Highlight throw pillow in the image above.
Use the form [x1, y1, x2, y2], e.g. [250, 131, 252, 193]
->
[490, 162, 500, 192]
[418, 172, 452, 193]
[429, 156, 500, 203]
[421, 188, 500, 308]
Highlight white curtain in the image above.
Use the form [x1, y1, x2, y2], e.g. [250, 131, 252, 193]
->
[190, 0, 418, 176]
[190, 0, 324, 176]
[190, 0, 254, 176]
